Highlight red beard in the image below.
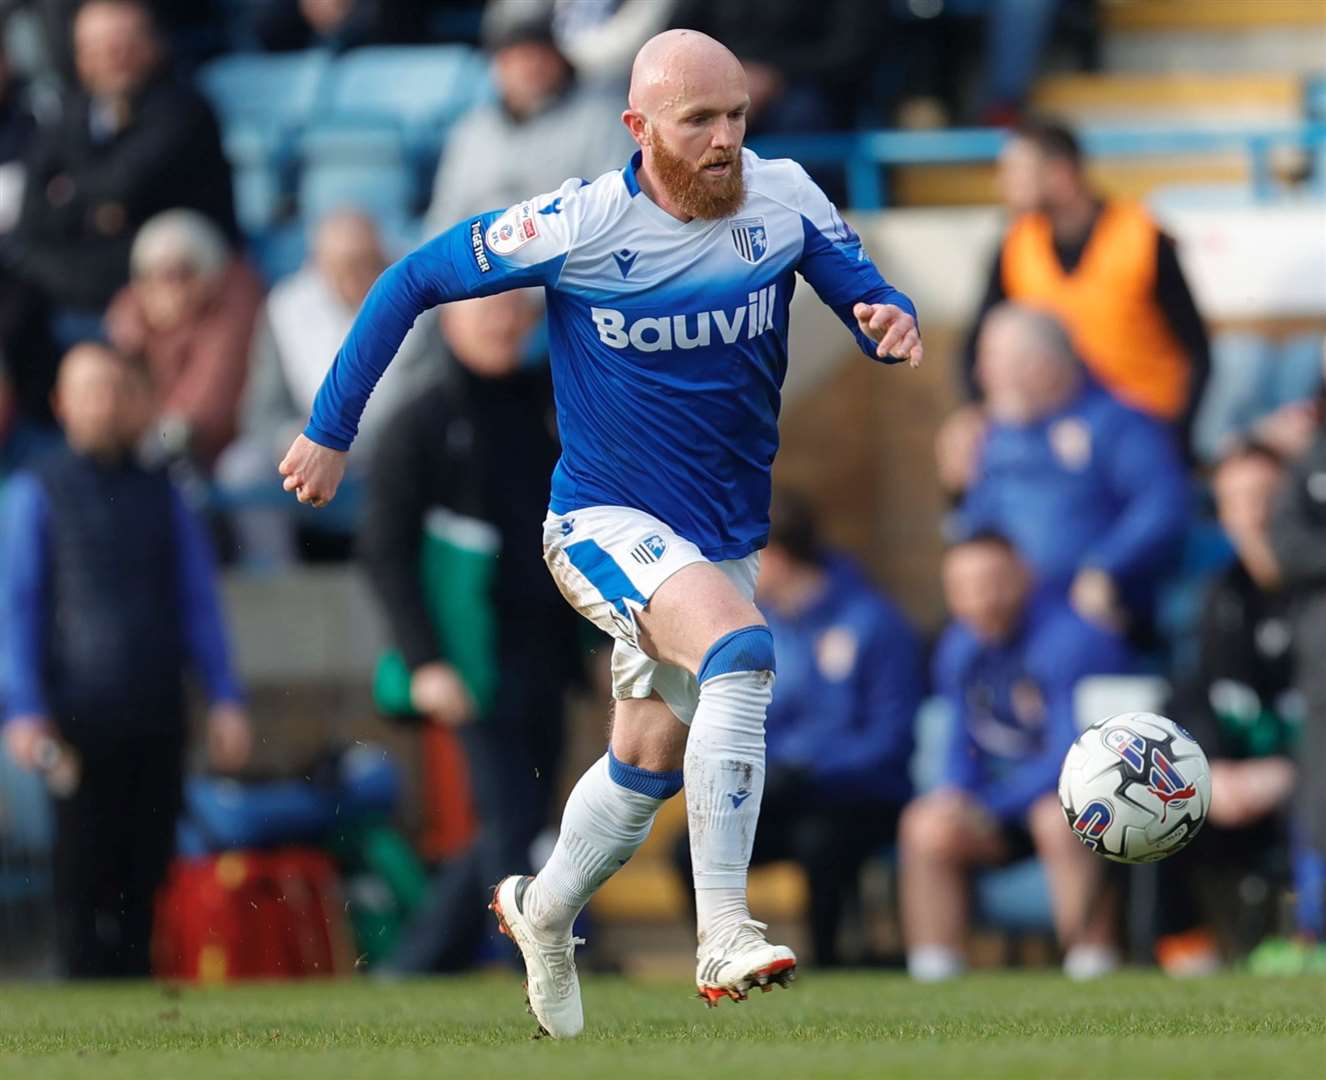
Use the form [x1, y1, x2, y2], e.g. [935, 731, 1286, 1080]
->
[647, 128, 746, 220]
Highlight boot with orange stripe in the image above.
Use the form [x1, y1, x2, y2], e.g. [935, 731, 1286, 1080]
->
[695, 919, 797, 1006]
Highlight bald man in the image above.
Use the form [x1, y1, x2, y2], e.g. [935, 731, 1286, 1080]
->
[277, 30, 920, 1036]
[958, 303, 1188, 630]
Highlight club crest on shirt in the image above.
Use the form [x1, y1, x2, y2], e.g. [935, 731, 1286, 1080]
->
[485, 201, 539, 256]
[1048, 417, 1092, 471]
[730, 217, 768, 264]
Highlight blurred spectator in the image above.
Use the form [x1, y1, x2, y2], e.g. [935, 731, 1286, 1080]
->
[493, 0, 680, 89]
[104, 209, 263, 471]
[671, 0, 873, 133]
[950, 303, 1188, 633]
[255, 0, 428, 53]
[216, 210, 441, 566]
[362, 290, 582, 973]
[1155, 443, 1299, 974]
[0, 342, 248, 977]
[1269, 338, 1326, 958]
[423, 5, 636, 231]
[4, 0, 235, 349]
[672, 491, 923, 967]
[901, 531, 1132, 981]
[0, 41, 37, 232]
[963, 118, 1209, 440]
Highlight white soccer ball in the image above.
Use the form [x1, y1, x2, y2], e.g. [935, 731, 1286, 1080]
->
[1058, 711, 1212, 864]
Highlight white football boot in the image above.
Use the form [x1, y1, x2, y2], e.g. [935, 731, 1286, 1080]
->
[694, 919, 797, 1006]
[490, 875, 586, 1038]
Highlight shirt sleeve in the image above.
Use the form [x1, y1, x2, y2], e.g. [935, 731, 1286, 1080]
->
[791, 163, 918, 363]
[305, 184, 580, 451]
[1153, 231, 1211, 448]
[810, 606, 923, 786]
[934, 628, 983, 794]
[1083, 409, 1189, 583]
[0, 473, 51, 723]
[171, 490, 244, 706]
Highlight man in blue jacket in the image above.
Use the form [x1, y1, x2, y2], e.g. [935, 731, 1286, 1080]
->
[900, 531, 1131, 981]
[1, 343, 248, 977]
[674, 493, 923, 966]
[954, 303, 1188, 632]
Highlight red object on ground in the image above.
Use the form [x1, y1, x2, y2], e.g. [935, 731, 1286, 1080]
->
[153, 848, 355, 981]
[417, 725, 478, 862]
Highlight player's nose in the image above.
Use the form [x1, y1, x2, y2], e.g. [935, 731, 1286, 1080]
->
[711, 118, 739, 149]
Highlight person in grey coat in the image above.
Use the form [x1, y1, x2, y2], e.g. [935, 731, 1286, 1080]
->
[422, 8, 634, 234]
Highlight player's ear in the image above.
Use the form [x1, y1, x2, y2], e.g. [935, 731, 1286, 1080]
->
[622, 109, 647, 147]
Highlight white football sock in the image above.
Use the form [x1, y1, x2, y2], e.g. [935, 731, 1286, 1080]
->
[685, 668, 773, 945]
[1063, 944, 1120, 981]
[524, 753, 672, 935]
[907, 945, 966, 982]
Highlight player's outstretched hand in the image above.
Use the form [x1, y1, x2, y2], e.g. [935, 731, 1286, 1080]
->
[853, 302, 923, 368]
[279, 433, 348, 508]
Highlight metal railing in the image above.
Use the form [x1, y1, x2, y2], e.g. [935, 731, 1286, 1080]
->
[754, 122, 1326, 208]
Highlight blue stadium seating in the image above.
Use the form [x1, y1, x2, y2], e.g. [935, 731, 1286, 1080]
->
[296, 120, 417, 230]
[199, 50, 336, 232]
[246, 220, 308, 285]
[318, 45, 493, 166]
[198, 48, 332, 135]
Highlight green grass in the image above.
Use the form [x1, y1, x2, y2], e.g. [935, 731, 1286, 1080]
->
[2, 972, 1324, 1079]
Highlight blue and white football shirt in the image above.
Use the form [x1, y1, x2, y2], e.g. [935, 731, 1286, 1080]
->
[307, 149, 917, 560]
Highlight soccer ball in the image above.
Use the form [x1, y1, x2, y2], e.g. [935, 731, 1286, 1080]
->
[1058, 711, 1211, 864]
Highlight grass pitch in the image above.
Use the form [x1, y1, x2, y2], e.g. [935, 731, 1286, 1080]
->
[3, 971, 1324, 1080]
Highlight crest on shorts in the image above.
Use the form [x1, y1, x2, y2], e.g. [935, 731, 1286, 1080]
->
[630, 533, 667, 565]
[730, 217, 768, 264]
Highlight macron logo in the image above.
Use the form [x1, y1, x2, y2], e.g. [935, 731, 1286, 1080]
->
[729, 789, 752, 809]
[612, 249, 638, 279]
[591, 283, 777, 352]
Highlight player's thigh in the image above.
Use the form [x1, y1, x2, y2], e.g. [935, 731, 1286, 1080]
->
[635, 560, 764, 675]
[900, 789, 1007, 865]
[1027, 792, 1084, 861]
[611, 693, 689, 774]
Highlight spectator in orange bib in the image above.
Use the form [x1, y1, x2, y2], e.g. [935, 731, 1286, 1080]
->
[962, 117, 1210, 444]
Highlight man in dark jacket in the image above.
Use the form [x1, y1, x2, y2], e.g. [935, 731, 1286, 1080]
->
[360, 290, 583, 972]
[1156, 443, 1299, 972]
[8, 0, 236, 322]
[672, 492, 923, 967]
[1, 342, 249, 977]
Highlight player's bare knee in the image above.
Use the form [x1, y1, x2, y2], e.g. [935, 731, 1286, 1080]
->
[1028, 795, 1076, 858]
[611, 694, 688, 773]
[901, 797, 959, 861]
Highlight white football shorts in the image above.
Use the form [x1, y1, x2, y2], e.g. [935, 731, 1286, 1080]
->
[542, 505, 759, 725]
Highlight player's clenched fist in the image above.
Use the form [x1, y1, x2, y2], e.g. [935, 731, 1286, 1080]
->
[279, 433, 348, 508]
[853, 302, 923, 368]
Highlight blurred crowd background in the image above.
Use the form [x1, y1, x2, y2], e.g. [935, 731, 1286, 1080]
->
[0, 0, 1324, 984]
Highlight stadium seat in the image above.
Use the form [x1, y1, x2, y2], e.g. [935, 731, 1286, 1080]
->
[296, 121, 417, 228]
[975, 859, 1054, 933]
[319, 46, 493, 166]
[224, 126, 287, 233]
[198, 49, 331, 137]
[246, 220, 307, 285]
[0, 749, 52, 855]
